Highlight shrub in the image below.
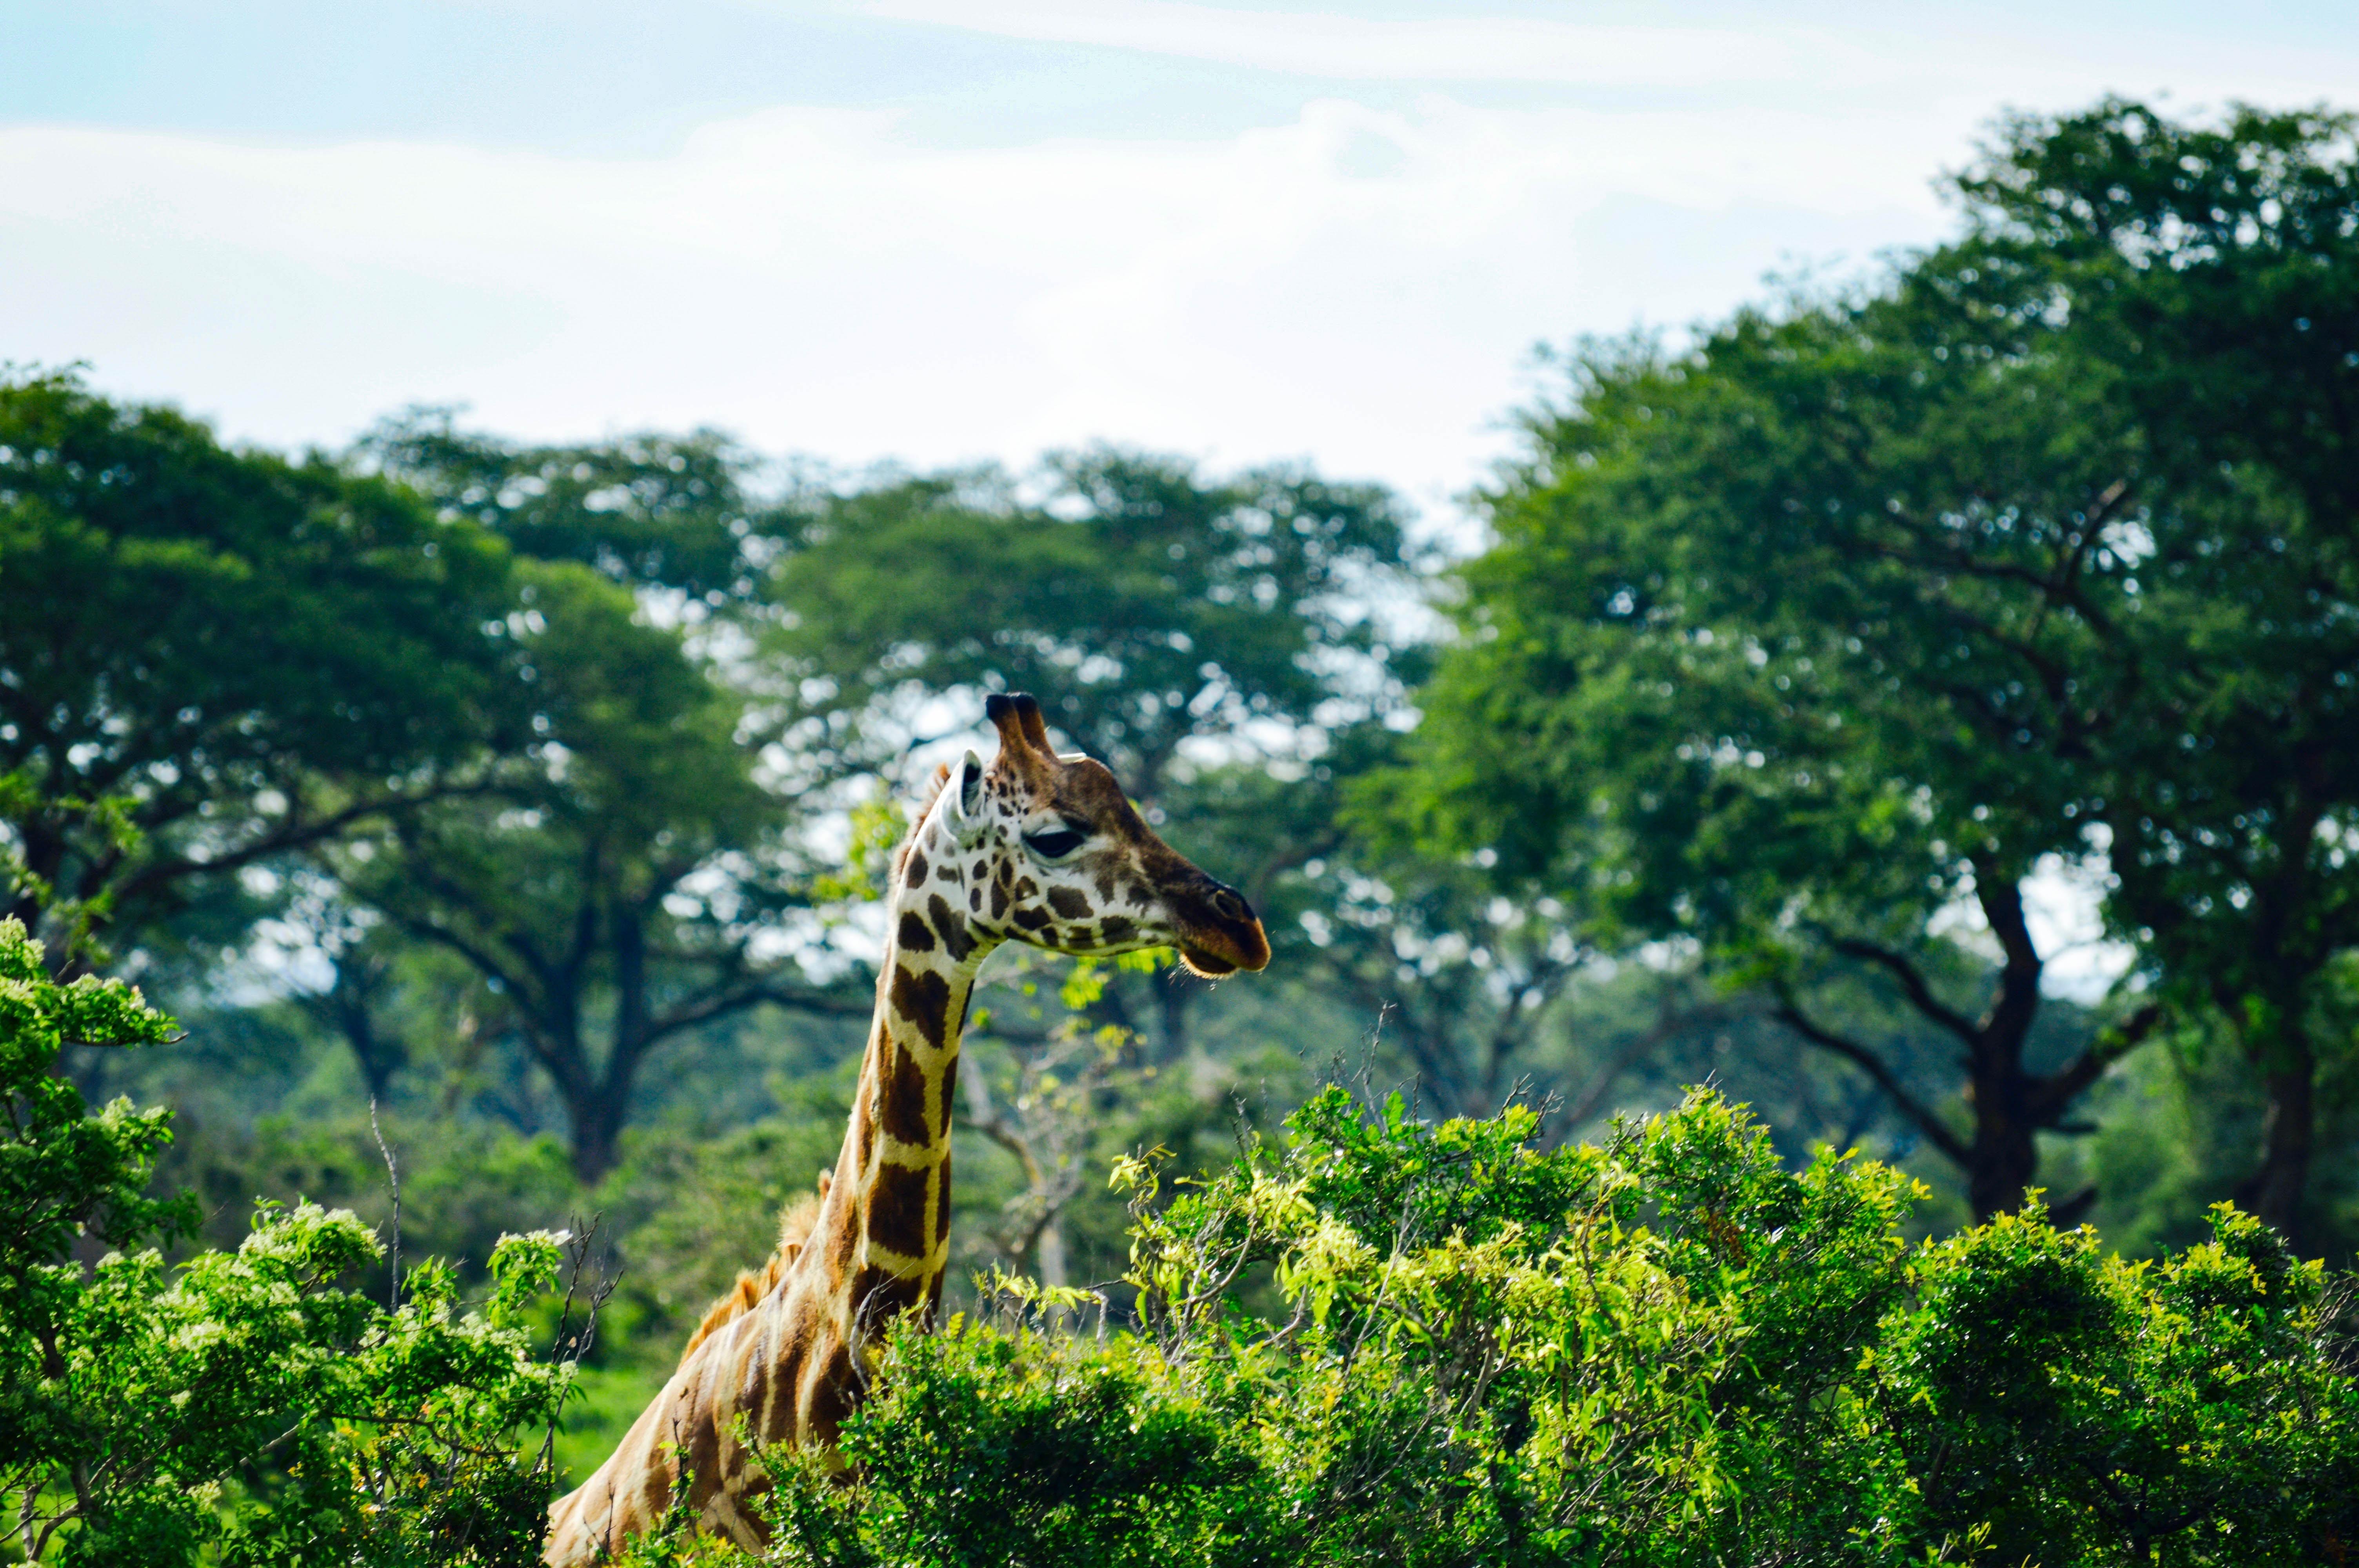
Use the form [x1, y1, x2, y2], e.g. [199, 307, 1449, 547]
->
[653, 1084, 2357, 1567]
[0, 917, 572, 1564]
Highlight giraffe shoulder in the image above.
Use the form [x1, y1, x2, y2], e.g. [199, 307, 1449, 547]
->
[672, 1184, 831, 1370]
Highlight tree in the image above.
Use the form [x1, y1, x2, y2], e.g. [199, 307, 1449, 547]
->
[357, 408, 765, 604]
[0, 915, 573, 1564]
[765, 447, 1417, 796]
[333, 563, 857, 1182]
[1405, 102, 2359, 1244]
[1402, 289, 2150, 1220]
[0, 372, 517, 965]
[1953, 100, 2359, 1248]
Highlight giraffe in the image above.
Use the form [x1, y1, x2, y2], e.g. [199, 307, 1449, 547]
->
[543, 691, 1270, 1564]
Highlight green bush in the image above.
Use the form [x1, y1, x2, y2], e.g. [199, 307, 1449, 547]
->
[0, 917, 572, 1564]
[11, 899, 2357, 1563]
[632, 1085, 2357, 1567]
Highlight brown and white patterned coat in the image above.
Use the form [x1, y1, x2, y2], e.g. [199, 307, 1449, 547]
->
[543, 692, 1269, 1563]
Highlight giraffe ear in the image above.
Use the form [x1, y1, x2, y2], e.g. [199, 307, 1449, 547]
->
[941, 749, 989, 844]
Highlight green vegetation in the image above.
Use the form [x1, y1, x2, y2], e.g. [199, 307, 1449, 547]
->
[468, 1087, 2359, 1564]
[0, 916, 569, 1563]
[2, 94, 2356, 1561]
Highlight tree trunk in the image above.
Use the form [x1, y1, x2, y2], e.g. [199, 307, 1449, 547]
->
[567, 1081, 630, 1187]
[1962, 1066, 2044, 1224]
[2237, 1047, 2315, 1252]
[1035, 1219, 1069, 1289]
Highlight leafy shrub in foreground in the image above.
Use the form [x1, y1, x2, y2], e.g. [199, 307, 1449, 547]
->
[0, 917, 570, 1564]
[622, 1085, 2357, 1567]
[10, 898, 2355, 1564]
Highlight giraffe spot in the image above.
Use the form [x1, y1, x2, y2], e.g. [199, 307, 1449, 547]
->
[1125, 879, 1152, 908]
[988, 876, 1010, 922]
[849, 1072, 878, 1167]
[866, 1161, 932, 1254]
[804, 1343, 858, 1443]
[758, 1337, 806, 1442]
[881, 1045, 931, 1145]
[683, 1409, 724, 1514]
[1046, 885, 1092, 920]
[896, 911, 936, 953]
[1010, 905, 1051, 933]
[851, 1263, 925, 1330]
[891, 966, 952, 1049]
[1014, 877, 1037, 900]
[929, 1146, 948, 1245]
[905, 850, 928, 888]
[824, 1207, 858, 1285]
[640, 1428, 677, 1524]
[934, 1145, 955, 1245]
[928, 895, 976, 961]
[925, 1056, 953, 1146]
[1098, 915, 1135, 945]
[740, 1351, 771, 1437]
[969, 887, 983, 911]
[938, 859, 961, 884]
[972, 860, 988, 881]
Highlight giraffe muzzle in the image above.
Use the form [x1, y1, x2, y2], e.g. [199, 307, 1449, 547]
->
[1178, 883, 1270, 977]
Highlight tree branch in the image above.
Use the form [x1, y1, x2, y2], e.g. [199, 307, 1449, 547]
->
[2033, 1001, 2162, 1116]
[1771, 984, 1971, 1166]
[1828, 938, 1983, 1046]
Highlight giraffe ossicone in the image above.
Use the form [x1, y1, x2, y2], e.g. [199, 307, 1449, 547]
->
[543, 691, 1268, 1564]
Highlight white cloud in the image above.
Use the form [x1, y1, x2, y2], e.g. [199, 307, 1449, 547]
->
[858, 1, 1852, 87]
[0, 92, 1955, 513]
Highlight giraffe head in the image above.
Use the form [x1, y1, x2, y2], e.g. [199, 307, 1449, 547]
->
[920, 692, 1270, 978]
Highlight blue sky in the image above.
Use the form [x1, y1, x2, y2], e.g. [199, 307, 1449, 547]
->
[7, 1, 2358, 515]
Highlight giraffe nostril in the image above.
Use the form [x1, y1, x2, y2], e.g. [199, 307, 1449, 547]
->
[1210, 888, 1249, 923]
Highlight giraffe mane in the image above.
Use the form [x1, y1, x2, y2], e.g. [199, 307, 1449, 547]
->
[675, 1177, 830, 1370]
[889, 762, 955, 886]
[676, 763, 947, 1371]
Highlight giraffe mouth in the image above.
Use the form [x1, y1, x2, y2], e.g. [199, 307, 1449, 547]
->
[1180, 946, 1241, 978]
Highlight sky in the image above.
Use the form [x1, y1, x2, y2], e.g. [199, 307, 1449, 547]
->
[8, 0, 2359, 525]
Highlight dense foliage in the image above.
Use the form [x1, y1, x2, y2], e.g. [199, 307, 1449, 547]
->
[1398, 99, 2359, 1241]
[4, 88, 2357, 1568]
[607, 1085, 2359, 1566]
[0, 916, 569, 1563]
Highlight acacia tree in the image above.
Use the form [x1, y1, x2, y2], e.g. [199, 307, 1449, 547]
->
[1407, 101, 2359, 1243]
[0, 372, 517, 966]
[1956, 100, 2359, 1247]
[334, 563, 859, 1182]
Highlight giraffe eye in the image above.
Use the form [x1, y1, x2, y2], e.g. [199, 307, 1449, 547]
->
[1023, 827, 1087, 860]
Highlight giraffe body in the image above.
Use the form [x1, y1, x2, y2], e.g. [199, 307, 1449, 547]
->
[544, 694, 1267, 1563]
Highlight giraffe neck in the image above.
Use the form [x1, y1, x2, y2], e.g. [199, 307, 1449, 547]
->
[821, 810, 1000, 1336]
[542, 812, 1001, 1563]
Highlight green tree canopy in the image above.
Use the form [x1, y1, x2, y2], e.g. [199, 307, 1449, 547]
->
[1956, 99, 2359, 1247]
[358, 408, 767, 603]
[333, 562, 852, 1182]
[1398, 101, 2359, 1240]
[766, 448, 1419, 795]
[0, 372, 518, 963]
